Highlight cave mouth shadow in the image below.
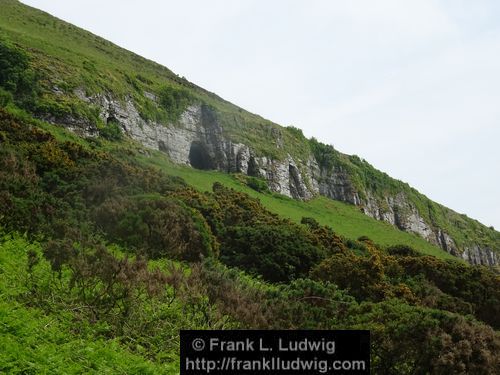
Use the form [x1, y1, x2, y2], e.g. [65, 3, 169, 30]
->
[189, 142, 214, 170]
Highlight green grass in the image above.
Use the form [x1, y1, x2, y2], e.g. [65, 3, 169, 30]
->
[0, 233, 178, 374]
[138, 150, 458, 261]
[310, 141, 500, 252]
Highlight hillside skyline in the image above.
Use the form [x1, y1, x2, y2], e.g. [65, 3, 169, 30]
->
[20, 0, 500, 230]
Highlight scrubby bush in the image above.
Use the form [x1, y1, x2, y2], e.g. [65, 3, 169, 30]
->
[93, 195, 217, 261]
[309, 137, 338, 171]
[43, 238, 168, 323]
[221, 223, 324, 282]
[301, 216, 347, 254]
[158, 85, 192, 122]
[245, 176, 269, 193]
[311, 252, 390, 300]
[285, 125, 305, 139]
[99, 119, 123, 140]
[270, 278, 355, 329]
[0, 87, 13, 107]
[346, 300, 500, 375]
[396, 255, 500, 329]
[386, 244, 421, 257]
[0, 40, 39, 108]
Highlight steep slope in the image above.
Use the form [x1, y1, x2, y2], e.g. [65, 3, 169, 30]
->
[1, 108, 499, 372]
[0, 0, 498, 265]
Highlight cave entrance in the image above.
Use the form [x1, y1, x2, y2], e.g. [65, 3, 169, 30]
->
[189, 142, 213, 170]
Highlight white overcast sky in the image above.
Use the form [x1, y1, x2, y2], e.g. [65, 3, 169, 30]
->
[22, 0, 500, 229]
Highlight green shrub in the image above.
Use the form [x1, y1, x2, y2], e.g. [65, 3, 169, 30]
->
[99, 119, 123, 140]
[43, 238, 169, 322]
[0, 39, 39, 108]
[346, 300, 500, 375]
[93, 195, 217, 261]
[285, 125, 305, 139]
[221, 223, 325, 282]
[311, 252, 390, 300]
[386, 244, 421, 257]
[0, 39, 30, 92]
[0, 87, 13, 107]
[158, 85, 192, 122]
[245, 176, 269, 193]
[301, 216, 347, 254]
[309, 137, 338, 171]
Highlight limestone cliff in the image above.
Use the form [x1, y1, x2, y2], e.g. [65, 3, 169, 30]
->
[50, 90, 498, 267]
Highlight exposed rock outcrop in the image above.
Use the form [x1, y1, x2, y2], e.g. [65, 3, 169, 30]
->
[48, 90, 498, 267]
[67, 91, 319, 200]
[462, 245, 499, 266]
[316, 167, 361, 205]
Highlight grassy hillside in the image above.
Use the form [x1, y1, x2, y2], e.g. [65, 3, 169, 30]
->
[0, 0, 498, 259]
[139, 150, 457, 260]
[309, 140, 500, 251]
[8, 105, 453, 261]
[0, 0, 301, 159]
[0, 0, 454, 261]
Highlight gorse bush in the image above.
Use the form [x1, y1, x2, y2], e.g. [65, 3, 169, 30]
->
[43, 238, 169, 323]
[301, 216, 347, 254]
[221, 223, 324, 282]
[93, 195, 217, 261]
[386, 244, 422, 257]
[245, 176, 270, 193]
[345, 299, 500, 375]
[174, 183, 329, 282]
[0, 108, 185, 240]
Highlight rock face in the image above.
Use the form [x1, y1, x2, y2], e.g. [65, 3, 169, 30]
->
[462, 246, 499, 266]
[68, 92, 320, 200]
[316, 167, 361, 206]
[52, 91, 498, 267]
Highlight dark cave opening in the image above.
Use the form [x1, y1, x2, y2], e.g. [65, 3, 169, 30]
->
[189, 142, 213, 170]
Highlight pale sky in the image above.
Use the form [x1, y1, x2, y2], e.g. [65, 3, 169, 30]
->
[21, 0, 500, 229]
